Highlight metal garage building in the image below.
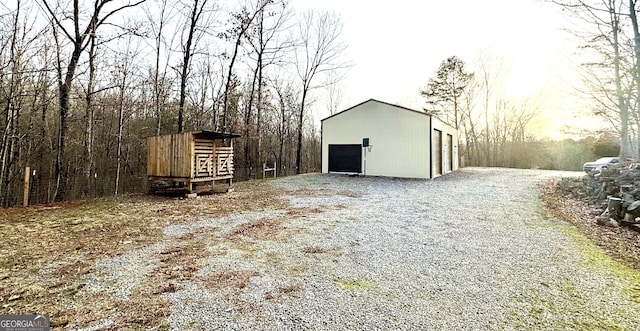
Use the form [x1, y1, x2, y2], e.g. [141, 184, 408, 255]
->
[321, 99, 458, 179]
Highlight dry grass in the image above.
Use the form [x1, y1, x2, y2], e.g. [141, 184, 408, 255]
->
[285, 205, 345, 217]
[263, 284, 302, 300]
[337, 190, 361, 198]
[0, 178, 348, 329]
[156, 234, 208, 281]
[201, 270, 259, 291]
[229, 217, 285, 241]
[302, 245, 342, 255]
[0, 180, 285, 329]
[284, 188, 333, 197]
[284, 188, 361, 198]
[227, 205, 345, 242]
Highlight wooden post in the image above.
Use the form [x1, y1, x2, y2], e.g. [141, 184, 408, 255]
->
[23, 166, 30, 207]
[263, 162, 266, 179]
[274, 161, 277, 178]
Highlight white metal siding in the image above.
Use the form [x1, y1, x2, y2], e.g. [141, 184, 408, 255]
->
[431, 116, 459, 176]
[322, 100, 430, 178]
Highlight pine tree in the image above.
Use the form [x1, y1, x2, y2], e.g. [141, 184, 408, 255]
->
[421, 56, 473, 129]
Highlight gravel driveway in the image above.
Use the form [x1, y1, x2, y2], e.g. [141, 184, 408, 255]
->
[91, 168, 640, 329]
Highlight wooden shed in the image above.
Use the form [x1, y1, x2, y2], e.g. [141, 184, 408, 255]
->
[147, 131, 240, 193]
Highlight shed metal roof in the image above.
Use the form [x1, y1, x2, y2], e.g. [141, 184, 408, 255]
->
[148, 130, 241, 140]
[192, 130, 241, 139]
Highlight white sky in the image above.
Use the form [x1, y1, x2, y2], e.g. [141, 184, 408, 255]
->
[294, 0, 589, 136]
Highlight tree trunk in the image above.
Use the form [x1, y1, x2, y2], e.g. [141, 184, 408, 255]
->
[483, 81, 491, 166]
[222, 1, 269, 132]
[296, 89, 307, 174]
[610, 2, 633, 159]
[54, 43, 82, 202]
[223, 37, 243, 132]
[0, 1, 23, 206]
[84, 33, 96, 198]
[257, 59, 264, 168]
[153, 0, 169, 136]
[115, 67, 127, 195]
[630, 0, 640, 159]
[178, 0, 204, 134]
[244, 61, 260, 171]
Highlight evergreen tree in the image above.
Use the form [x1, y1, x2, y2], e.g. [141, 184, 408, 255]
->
[421, 56, 473, 128]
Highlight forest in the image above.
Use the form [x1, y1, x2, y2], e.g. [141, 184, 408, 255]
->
[0, 0, 351, 207]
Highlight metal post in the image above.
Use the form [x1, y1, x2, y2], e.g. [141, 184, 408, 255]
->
[363, 147, 366, 176]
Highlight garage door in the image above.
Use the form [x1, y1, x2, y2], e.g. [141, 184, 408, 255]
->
[328, 144, 362, 173]
[447, 134, 453, 171]
[433, 130, 442, 176]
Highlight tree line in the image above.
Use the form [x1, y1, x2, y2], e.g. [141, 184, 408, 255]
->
[422, 52, 622, 170]
[0, 0, 349, 207]
[421, 53, 548, 168]
[422, 0, 640, 170]
[548, 0, 640, 160]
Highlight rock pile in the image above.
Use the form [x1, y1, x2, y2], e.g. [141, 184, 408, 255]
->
[586, 164, 640, 229]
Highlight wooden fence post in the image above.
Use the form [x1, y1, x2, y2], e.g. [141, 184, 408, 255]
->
[23, 166, 30, 207]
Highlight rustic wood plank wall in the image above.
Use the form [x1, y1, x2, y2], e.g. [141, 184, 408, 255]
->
[170, 133, 192, 178]
[147, 135, 172, 177]
[147, 132, 237, 182]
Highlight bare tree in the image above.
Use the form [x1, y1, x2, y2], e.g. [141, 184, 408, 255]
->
[40, 0, 146, 201]
[459, 80, 482, 164]
[114, 36, 141, 195]
[177, 0, 210, 133]
[143, 0, 177, 135]
[0, 1, 23, 206]
[629, 0, 640, 156]
[322, 71, 344, 115]
[243, 0, 292, 170]
[270, 74, 298, 174]
[550, 0, 634, 159]
[220, 0, 272, 132]
[82, 31, 97, 198]
[474, 50, 508, 165]
[294, 10, 349, 174]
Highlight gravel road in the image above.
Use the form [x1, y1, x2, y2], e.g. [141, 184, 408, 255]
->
[95, 168, 640, 329]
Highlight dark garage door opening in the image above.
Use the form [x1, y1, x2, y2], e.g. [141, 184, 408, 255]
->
[328, 144, 362, 173]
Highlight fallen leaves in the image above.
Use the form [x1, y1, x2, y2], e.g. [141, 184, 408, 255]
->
[540, 179, 640, 271]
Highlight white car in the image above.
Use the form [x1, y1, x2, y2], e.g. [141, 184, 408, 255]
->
[583, 157, 619, 172]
